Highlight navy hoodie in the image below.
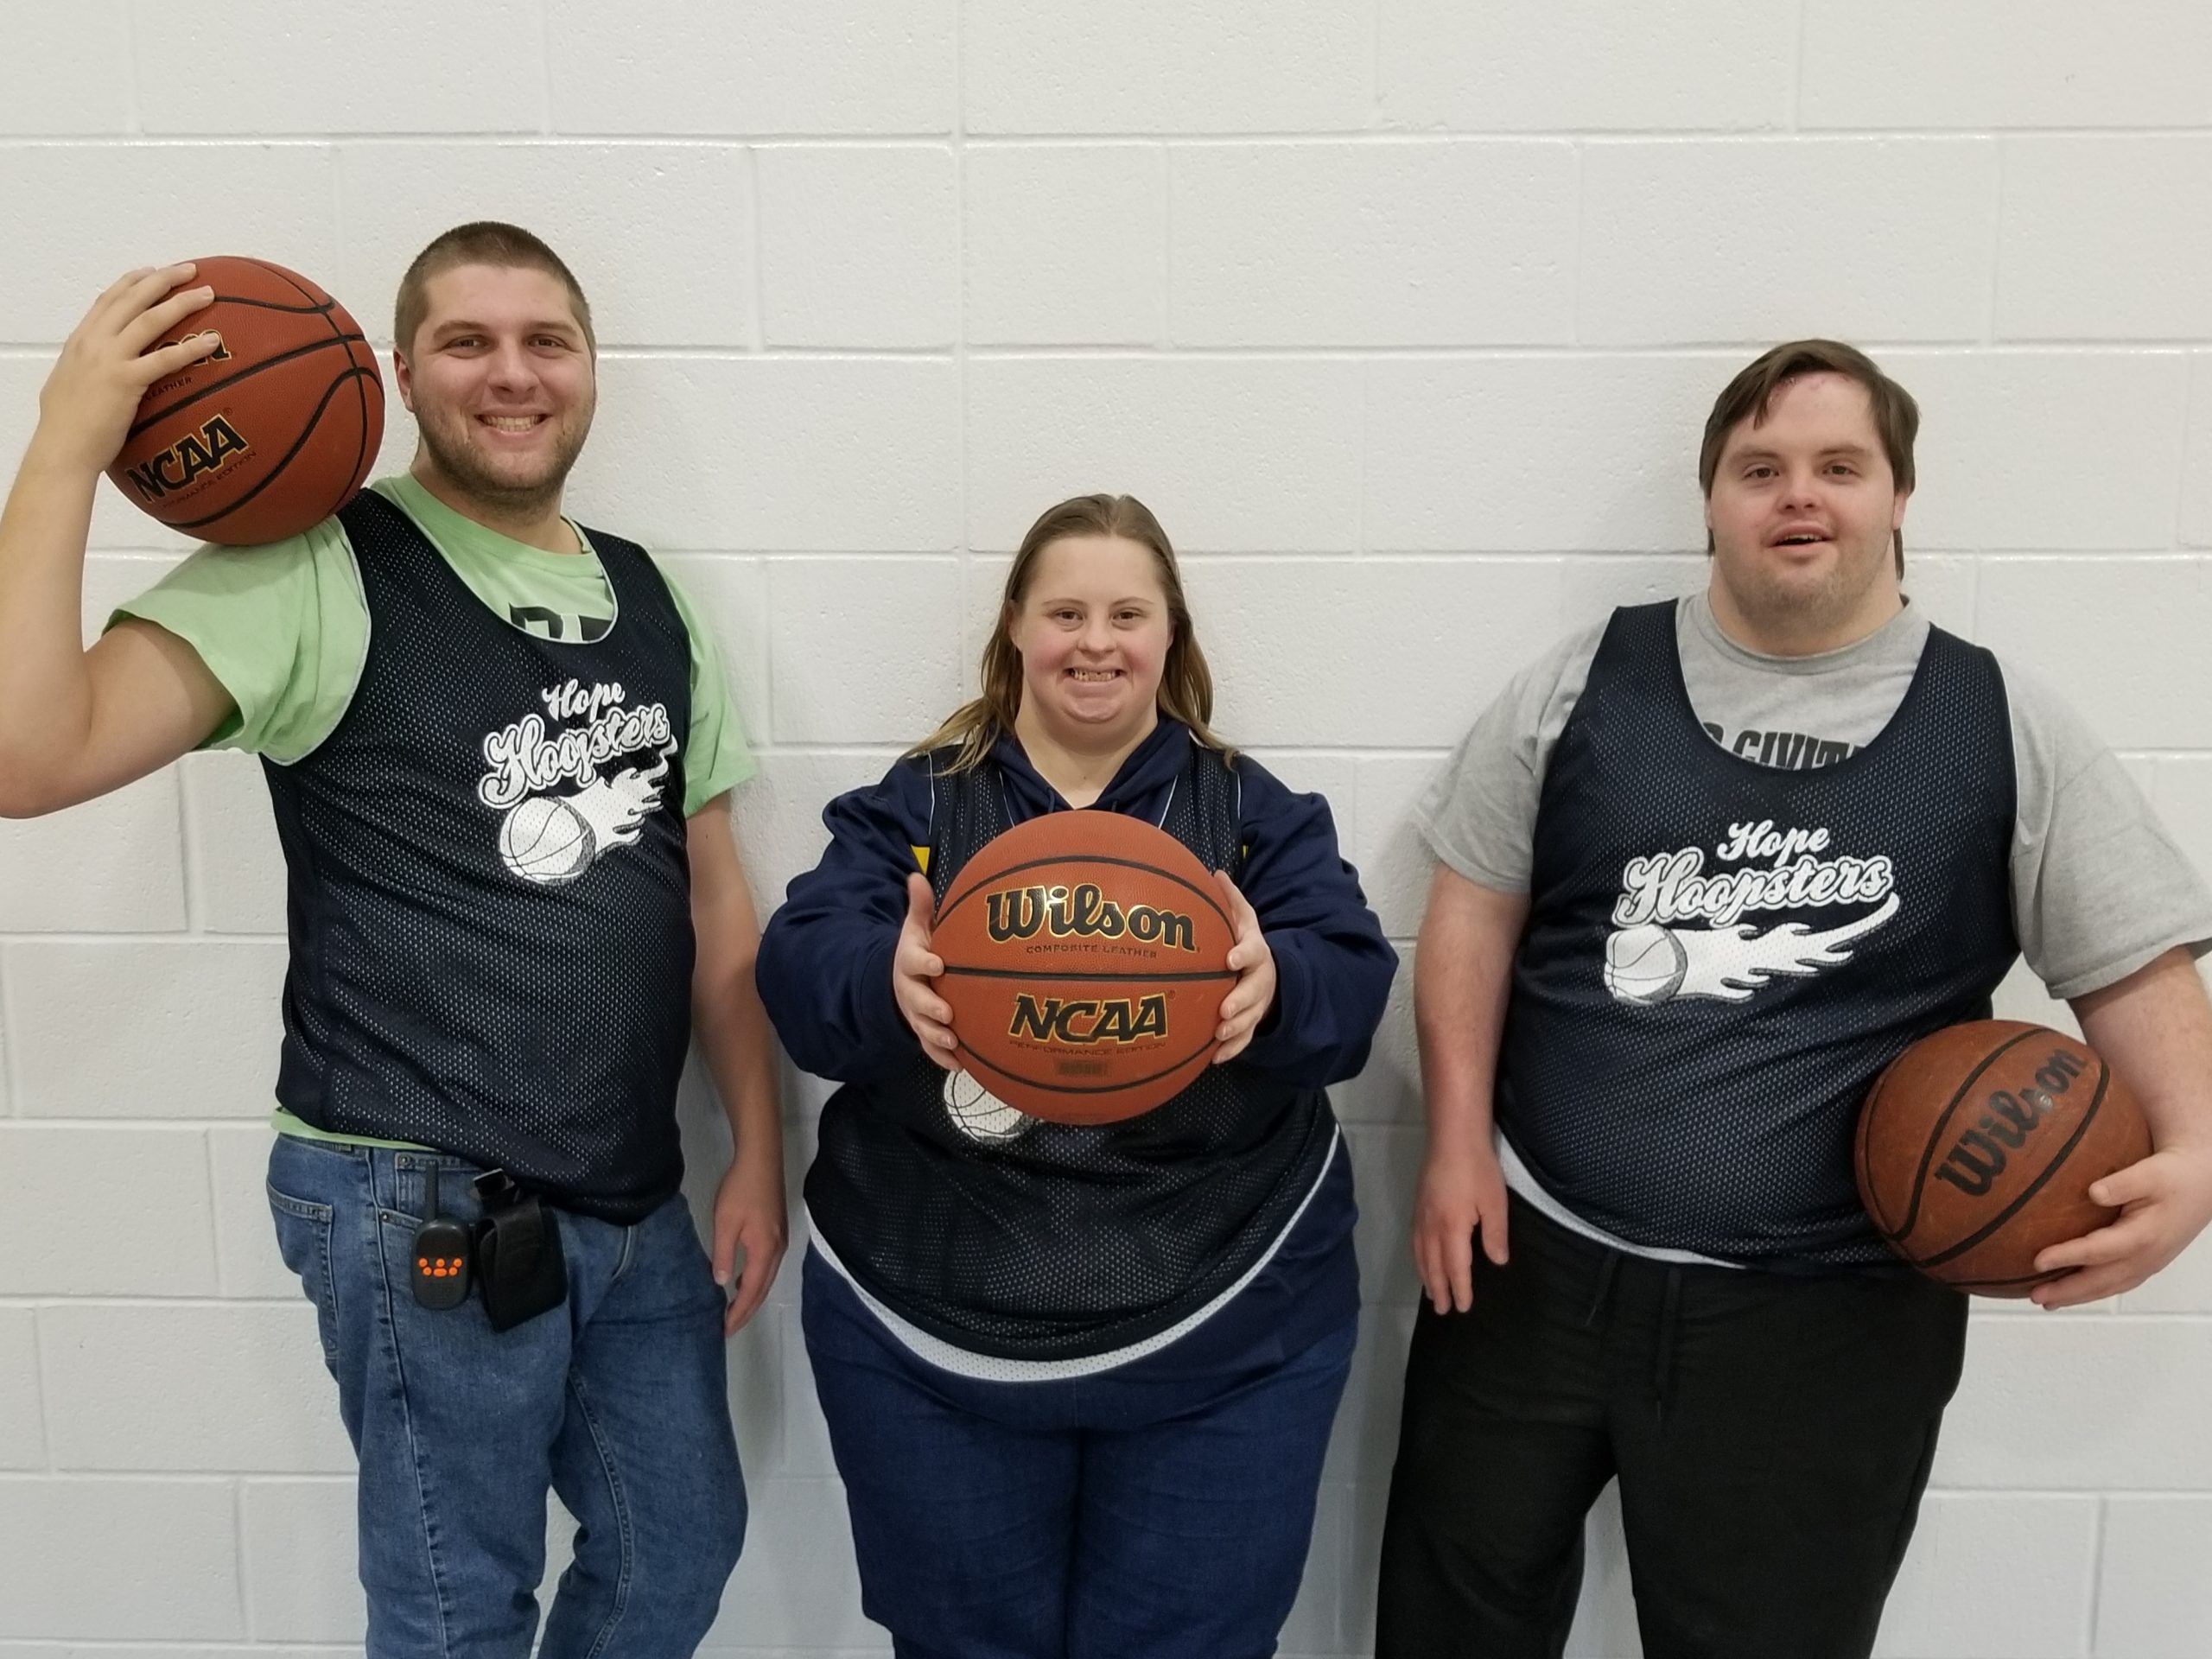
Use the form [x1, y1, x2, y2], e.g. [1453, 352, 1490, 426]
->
[759, 719, 1397, 1365]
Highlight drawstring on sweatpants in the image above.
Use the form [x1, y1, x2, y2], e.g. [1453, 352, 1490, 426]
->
[1582, 1249, 1620, 1327]
[1652, 1265, 1684, 1421]
[1580, 1249, 1685, 1419]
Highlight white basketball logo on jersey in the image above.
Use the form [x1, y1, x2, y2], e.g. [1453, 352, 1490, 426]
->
[944, 1069, 1035, 1145]
[1601, 818, 1900, 1006]
[479, 677, 678, 886]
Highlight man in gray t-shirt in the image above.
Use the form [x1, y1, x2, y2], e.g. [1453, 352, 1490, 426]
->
[1376, 340, 2212, 1659]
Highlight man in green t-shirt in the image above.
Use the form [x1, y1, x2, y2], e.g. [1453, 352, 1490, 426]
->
[0, 224, 780, 1658]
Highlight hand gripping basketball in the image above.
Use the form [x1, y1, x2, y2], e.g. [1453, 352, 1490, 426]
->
[100, 255, 384, 544]
[894, 871, 959, 1070]
[35, 265, 223, 477]
[1211, 869, 1277, 1065]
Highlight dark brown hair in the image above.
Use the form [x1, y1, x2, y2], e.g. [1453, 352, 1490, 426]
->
[1700, 339, 1918, 576]
[392, 221, 594, 357]
[913, 494, 1229, 772]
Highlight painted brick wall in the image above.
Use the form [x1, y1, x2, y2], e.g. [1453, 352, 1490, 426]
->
[2, 4, 2209, 1654]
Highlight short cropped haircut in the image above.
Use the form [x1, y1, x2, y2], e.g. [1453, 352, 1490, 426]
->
[392, 221, 594, 356]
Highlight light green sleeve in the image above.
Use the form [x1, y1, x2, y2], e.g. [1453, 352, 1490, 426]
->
[105, 518, 368, 764]
[657, 563, 757, 817]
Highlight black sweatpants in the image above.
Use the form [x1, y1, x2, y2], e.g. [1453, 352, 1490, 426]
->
[1376, 1196, 1967, 1659]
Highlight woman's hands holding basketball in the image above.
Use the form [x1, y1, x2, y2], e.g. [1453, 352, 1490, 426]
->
[1412, 1135, 1510, 1314]
[1211, 871, 1276, 1065]
[34, 265, 223, 476]
[895, 871, 960, 1071]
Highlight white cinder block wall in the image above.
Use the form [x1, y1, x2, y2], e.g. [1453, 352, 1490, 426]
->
[3, 3, 2211, 1654]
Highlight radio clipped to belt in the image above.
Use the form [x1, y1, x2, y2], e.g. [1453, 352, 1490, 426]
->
[410, 1166, 569, 1332]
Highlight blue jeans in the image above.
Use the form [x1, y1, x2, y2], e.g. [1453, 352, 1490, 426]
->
[803, 1247, 1356, 1659]
[266, 1134, 746, 1659]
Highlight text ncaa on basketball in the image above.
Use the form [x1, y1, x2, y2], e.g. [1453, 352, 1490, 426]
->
[0, 229, 782, 1659]
[1376, 340, 2212, 1659]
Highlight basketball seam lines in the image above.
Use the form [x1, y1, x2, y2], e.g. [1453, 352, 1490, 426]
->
[125, 333, 369, 439]
[938, 966, 1238, 984]
[956, 1041, 1217, 1100]
[1911, 1065, 2111, 1270]
[938, 850, 1232, 931]
[1892, 1026, 2048, 1243]
[188, 294, 340, 316]
[265, 260, 377, 516]
[164, 369, 381, 531]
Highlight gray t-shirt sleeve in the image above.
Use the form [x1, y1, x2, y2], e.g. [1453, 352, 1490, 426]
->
[2002, 659, 2212, 1000]
[1412, 620, 1605, 893]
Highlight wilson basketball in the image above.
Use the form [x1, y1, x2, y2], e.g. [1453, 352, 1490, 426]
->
[106, 257, 383, 545]
[931, 811, 1237, 1126]
[1854, 1020, 2151, 1296]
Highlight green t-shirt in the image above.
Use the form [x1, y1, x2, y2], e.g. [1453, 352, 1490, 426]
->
[109, 474, 753, 814]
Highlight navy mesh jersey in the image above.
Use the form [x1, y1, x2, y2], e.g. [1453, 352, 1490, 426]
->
[806, 744, 1338, 1359]
[262, 491, 696, 1224]
[1499, 601, 2020, 1268]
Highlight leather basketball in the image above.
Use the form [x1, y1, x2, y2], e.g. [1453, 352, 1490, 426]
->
[1854, 1020, 2151, 1296]
[107, 256, 383, 545]
[932, 810, 1236, 1125]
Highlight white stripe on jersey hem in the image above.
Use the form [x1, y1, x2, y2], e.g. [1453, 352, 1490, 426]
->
[1496, 1129, 1740, 1270]
[808, 1124, 1343, 1382]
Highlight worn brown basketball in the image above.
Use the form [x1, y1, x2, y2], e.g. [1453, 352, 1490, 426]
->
[106, 256, 383, 545]
[1854, 1020, 2151, 1296]
[931, 811, 1237, 1126]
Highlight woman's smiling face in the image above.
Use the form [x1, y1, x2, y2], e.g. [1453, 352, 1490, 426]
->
[1005, 532, 1173, 747]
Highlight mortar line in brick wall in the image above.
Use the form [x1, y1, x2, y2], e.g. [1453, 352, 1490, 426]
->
[1354, 355, 1369, 556]
[981, 127, 2198, 143]
[1794, 124, 2212, 139]
[0, 1132, 270, 1141]
[119, 1, 142, 137]
[747, 145, 766, 355]
[627, 344, 961, 359]
[28, 1301, 48, 1471]
[1159, 141, 1174, 351]
[691, 550, 961, 562]
[200, 1122, 228, 1293]
[0, 1120, 265, 1136]
[1919, 1484, 2212, 1498]
[173, 759, 203, 936]
[232, 1471, 252, 1640]
[0, 952, 20, 1112]
[0, 1471, 257, 1485]
[1985, 139, 2006, 346]
[2174, 353, 2199, 549]
[1789, 0, 1806, 133]
[1931, 550, 2212, 562]
[1368, 0, 1384, 129]
[963, 341, 2212, 358]
[535, 0, 554, 137]
[1567, 140, 1586, 349]
[17, 126, 2212, 149]
[0, 932, 283, 947]
[2083, 1494, 2107, 1656]
[14, 340, 2212, 359]
[952, 3, 972, 601]
[0, 1296, 319, 1310]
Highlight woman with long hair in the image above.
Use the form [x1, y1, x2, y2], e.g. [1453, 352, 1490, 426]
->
[758, 493, 1395, 1658]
